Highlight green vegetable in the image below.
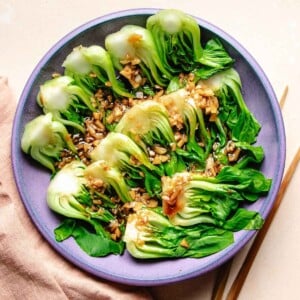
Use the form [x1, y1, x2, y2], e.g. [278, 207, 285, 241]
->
[163, 151, 186, 176]
[215, 165, 272, 201]
[63, 45, 133, 98]
[123, 207, 234, 259]
[47, 161, 114, 236]
[90, 131, 162, 196]
[234, 141, 265, 168]
[159, 88, 207, 163]
[105, 24, 172, 87]
[37, 75, 95, 132]
[85, 160, 133, 203]
[195, 38, 235, 79]
[200, 68, 261, 143]
[90, 132, 154, 170]
[146, 9, 203, 74]
[115, 100, 175, 148]
[223, 208, 264, 231]
[55, 219, 124, 257]
[161, 166, 270, 227]
[21, 113, 76, 172]
[213, 140, 265, 170]
[147, 10, 233, 77]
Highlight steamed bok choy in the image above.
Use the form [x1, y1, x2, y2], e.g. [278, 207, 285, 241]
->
[161, 166, 270, 227]
[48, 161, 124, 256]
[199, 68, 261, 143]
[196, 38, 235, 79]
[90, 132, 154, 170]
[20, 9, 272, 259]
[123, 207, 234, 259]
[90, 132, 162, 197]
[115, 100, 175, 147]
[158, 88, 210, 166]
[62, 45, 133, 98]
[105, 25, 172, 87]
[147, 9, 234, 78]
[21, 113, 76, 172]
[37, 75, 95, 132]
[84, 160, 134, 203]
[146, 9, 203, 74]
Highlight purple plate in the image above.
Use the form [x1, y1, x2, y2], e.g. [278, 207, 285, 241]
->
[11, 8, 285, 286]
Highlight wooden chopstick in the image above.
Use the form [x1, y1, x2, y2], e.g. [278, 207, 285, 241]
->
[279, 85, 289, 109]
[211, 85, 290, 300]
[211, 259, 233, 300]
[226, 147, 300, 300]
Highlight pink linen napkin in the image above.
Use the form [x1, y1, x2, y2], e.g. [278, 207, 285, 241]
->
[0, 77, 152, 299]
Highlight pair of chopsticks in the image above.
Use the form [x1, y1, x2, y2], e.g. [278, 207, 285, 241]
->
[212, 86, 300, 300]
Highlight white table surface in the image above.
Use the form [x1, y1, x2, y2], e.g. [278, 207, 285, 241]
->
[1, 1, 299, 299]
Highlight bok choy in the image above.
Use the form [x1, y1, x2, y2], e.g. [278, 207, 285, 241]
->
[37, 75, 95, 132]
[105, 25, 172, 87]
[146, 9, 203, 74]
[147, 9, 234, 78]
[63, 45, 133, 98]
[21, 113, 76, 172]
[48, 161, 124, 256]
[161, 166, 270, 227]
[200, 68, 261, 143]
[123, 207, 234, 259]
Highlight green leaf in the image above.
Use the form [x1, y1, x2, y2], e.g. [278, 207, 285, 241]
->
[185, 228, 234, 258]
[74, 185, 93, 206]
[164, 152, 186, 176]
[144, 170, 162, 197]
[216, 166, 272, 199]
[223, 208, 264, 231]
[54, 219, 76, 242]
[232, 111, 261, 144]
[175, 148, 205, 165]
[71, 225, 125, 257]
[166, 76, 185, 94]
[194, 38, 234, 80]
[140, 85, 156, 96]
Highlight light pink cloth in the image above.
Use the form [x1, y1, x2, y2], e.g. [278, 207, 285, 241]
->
[0, 77, 152, 299]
